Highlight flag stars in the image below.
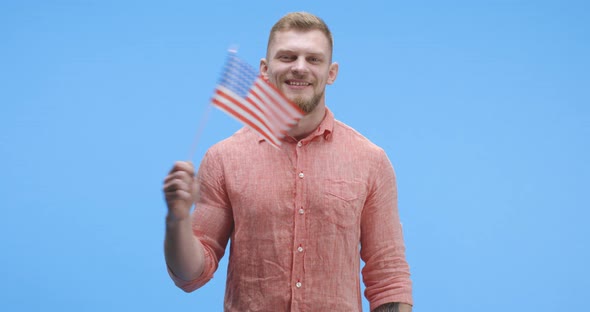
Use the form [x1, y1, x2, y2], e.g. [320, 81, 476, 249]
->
[220, 53, 258, 97]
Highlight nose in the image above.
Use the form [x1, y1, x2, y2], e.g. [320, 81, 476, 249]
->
[291, 58, 309, 76]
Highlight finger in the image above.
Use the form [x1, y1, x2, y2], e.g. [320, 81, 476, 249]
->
[163, 178, 191, 193]
[168, 161, 195, 176]
[164, 188, 193, 201]
[163, 181, 193, 200]
[163, 170, 194, 185]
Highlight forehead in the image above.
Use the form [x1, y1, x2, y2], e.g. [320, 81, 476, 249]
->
[268, 29, 331, 56]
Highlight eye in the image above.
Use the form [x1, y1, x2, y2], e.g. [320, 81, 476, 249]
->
[308, 56, 321, 63]
[278, 55, 295, 62]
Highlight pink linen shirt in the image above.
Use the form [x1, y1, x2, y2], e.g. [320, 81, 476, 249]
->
[168, 108, 412, 311]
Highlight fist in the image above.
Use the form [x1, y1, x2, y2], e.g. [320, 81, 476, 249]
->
[163, 161, 198, 221]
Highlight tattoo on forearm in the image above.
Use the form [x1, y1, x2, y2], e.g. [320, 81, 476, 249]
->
[372, 302, 400, 312]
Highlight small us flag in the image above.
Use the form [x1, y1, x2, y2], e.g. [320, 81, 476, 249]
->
[211, 50, 304, 148]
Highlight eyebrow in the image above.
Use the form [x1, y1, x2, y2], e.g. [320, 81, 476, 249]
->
[274, 49, 327, 58]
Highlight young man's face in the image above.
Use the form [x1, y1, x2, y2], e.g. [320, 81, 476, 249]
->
[261, 29, 338, 114]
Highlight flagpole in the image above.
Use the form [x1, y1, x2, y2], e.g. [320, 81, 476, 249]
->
[188, 102, 213, 161]
[187, 47, 236, 162]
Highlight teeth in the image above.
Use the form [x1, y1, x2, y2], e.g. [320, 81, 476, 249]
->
[288, 81, 309, 86]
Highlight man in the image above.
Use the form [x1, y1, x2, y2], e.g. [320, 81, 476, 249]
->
[163, 12, 413, 312]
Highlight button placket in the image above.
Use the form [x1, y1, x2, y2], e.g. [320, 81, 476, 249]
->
[291, 140, 306, 305]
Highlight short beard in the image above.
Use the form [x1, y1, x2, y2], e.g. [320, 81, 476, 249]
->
[293, 91, 324, 114]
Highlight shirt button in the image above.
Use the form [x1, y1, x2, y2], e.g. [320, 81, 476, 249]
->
[297, 246, 304, 252]
[296, 282, 302, 288]
[297, 141, 302, 147]
[299, 208, 304, 214]
[298, 172, 304, 178]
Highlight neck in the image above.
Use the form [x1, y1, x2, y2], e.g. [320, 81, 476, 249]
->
[288, 103, 326, 141]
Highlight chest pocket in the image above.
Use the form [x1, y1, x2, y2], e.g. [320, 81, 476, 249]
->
[318, 179, 367, 229]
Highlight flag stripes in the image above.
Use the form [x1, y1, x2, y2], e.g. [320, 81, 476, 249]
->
[210, 50, 304, 148]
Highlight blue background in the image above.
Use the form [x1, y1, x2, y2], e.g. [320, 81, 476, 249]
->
[1, 1, 588, 311]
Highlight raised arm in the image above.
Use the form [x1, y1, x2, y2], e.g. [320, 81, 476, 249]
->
[163, 161, 205, 282]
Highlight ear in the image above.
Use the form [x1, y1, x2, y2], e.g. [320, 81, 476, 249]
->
[259, 58, 269, 80]
[327, 62, 339, 85]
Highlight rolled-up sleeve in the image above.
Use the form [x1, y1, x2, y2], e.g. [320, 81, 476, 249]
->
[361, 150, 413, 310]
[167, 147, 234, 292]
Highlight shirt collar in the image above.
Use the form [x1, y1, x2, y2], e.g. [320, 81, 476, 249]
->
[313, 107, 334, 141]
[257, 107, 334, 145]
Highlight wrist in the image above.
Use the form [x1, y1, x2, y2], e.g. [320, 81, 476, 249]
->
[166, 213, 191, 228]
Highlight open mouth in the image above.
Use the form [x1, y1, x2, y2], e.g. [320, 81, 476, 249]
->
[286, 80, 311, 87]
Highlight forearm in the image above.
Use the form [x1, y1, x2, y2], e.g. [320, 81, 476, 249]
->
[372, 302, 412, 312]
[164, 215, 205, 281]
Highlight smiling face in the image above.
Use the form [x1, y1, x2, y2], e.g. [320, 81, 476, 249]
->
[260, 29, 339, 114]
